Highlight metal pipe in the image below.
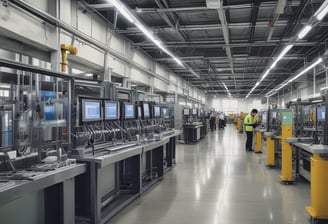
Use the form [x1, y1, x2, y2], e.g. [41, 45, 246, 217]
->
[313, 67, 316, 95]
[60, 44, 77, 73]
[68, 79, 72, 147]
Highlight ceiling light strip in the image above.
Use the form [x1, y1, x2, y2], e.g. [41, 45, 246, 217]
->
[111, 0, 198, 76]
[247, 0, 328, 98]
[265, 58, 323, 97]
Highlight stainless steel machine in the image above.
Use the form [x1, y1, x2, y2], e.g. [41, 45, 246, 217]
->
[0, 58, 181, 224]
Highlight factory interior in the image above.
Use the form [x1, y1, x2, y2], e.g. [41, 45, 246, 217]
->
[1, 0, 328, 223]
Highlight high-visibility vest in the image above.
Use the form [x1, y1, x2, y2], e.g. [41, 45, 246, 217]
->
[244, 114, 254, 132]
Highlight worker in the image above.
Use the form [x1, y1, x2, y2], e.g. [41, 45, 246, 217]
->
[215, 113, 219, 131]
[210, 112, 215, 131]
[244, 109, 258, 152]
[219, 112, 225, 129]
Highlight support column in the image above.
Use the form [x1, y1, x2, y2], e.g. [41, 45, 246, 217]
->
[49, 0, 60, 72]
[103, 52, 112, 81]
[313, 67, 316, 95]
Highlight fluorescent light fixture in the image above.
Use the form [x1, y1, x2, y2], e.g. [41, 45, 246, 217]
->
[315, 2, 328, 21]
[268, 92, 276, 97]
[270, 61, 277, 70]
[289, 58, 322, 83]
[173, 57, 183, 66]
[223, 83, 228, 90]
[255, 82, 260, 87]
[320, 87, 328, 91]
[271, 44, 294, 69]
[312, 99, 323, 103]
[188, 68, 199, 78]
[276, 82, 288, 90]
[261, 69, 270, 80]
[298, 25, 312, 39]
[111, 0, 135, 23]
[135, 23, 156, 42]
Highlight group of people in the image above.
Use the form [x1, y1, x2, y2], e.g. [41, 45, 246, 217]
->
[208, 109, 259, 153]
[209, 112, 226, 131]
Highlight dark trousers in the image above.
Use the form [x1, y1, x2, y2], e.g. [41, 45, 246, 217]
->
[246, 131, 253, 150]
[210, 118, 215, 131]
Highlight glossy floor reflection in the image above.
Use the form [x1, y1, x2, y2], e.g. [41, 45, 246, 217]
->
[109, 125, 311, 224]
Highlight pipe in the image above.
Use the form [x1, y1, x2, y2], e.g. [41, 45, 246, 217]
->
[60, 44, 78, 73]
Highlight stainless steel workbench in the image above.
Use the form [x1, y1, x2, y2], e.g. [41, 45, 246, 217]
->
[0, 164, 86, 224]
[75, 129, 181, 224]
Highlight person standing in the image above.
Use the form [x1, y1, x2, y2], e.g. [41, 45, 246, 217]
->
[215, 114, 219, 131]
[210, 112, 215, 131]
[219, 112, 225, 129]
[244, 109, 258, 151]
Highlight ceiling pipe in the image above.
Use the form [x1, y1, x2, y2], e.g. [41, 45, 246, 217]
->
[267, 0, 287, 41]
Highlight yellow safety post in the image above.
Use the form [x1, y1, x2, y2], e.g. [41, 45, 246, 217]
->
[254, 130, 262, 153]
[266, 136, 275, 166]
[306, 154, 328, 220]
[280, 125, 294, 183]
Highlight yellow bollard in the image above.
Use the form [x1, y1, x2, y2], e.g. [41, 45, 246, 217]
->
[254, 130, 262, 153]
[306, 154, 328, 220]
[280, 126, 294, 183]
[266, 136, 275, 166]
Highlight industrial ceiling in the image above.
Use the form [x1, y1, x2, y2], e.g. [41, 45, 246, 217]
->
[82, 0, 328, 98]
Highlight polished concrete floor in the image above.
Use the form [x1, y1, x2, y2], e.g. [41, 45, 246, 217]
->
[109, 125, 312, 224]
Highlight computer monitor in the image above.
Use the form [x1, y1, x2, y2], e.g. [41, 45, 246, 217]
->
[192, 108, 197, 115]
[183, 108, 190, 116]
[124, 103, 135, 120]
[82, 99, 102, 122]
[162, 107, 169, 119]
[104, 101, 119, 120]
[143, 103, 150, 119]
[154, 105, 161, 117]
[137, 106, 142, 119]
[317, 106, 326, 122]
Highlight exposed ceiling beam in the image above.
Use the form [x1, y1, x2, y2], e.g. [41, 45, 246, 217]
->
[155, 55, 305, 62]
[154, 0, 187, 42]
[118, 21, 294, 35]
[137, 40, 318, 49]
[133, 1, 304, 13]
[249, 0, 260, 46]
[267, 0, 287, 41]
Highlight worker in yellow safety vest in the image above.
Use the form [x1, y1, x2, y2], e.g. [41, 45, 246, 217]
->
[244, 109, 258, 152]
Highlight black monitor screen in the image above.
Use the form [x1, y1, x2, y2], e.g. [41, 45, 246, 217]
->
[162, 108, 169, 119]
[192, 108, 197, 115]
[105, 102, 119, 120]
[124, 104, 135, 119]
[183, 108, 190, 116]
[143, 103, 150, 118]
[154, 106, 161, 117]
[82, 100, 102, 122]
[317, 106, 326, 122]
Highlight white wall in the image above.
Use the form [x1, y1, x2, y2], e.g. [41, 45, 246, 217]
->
[0, 0, 207, 105]
[211, 97, 266, 113]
